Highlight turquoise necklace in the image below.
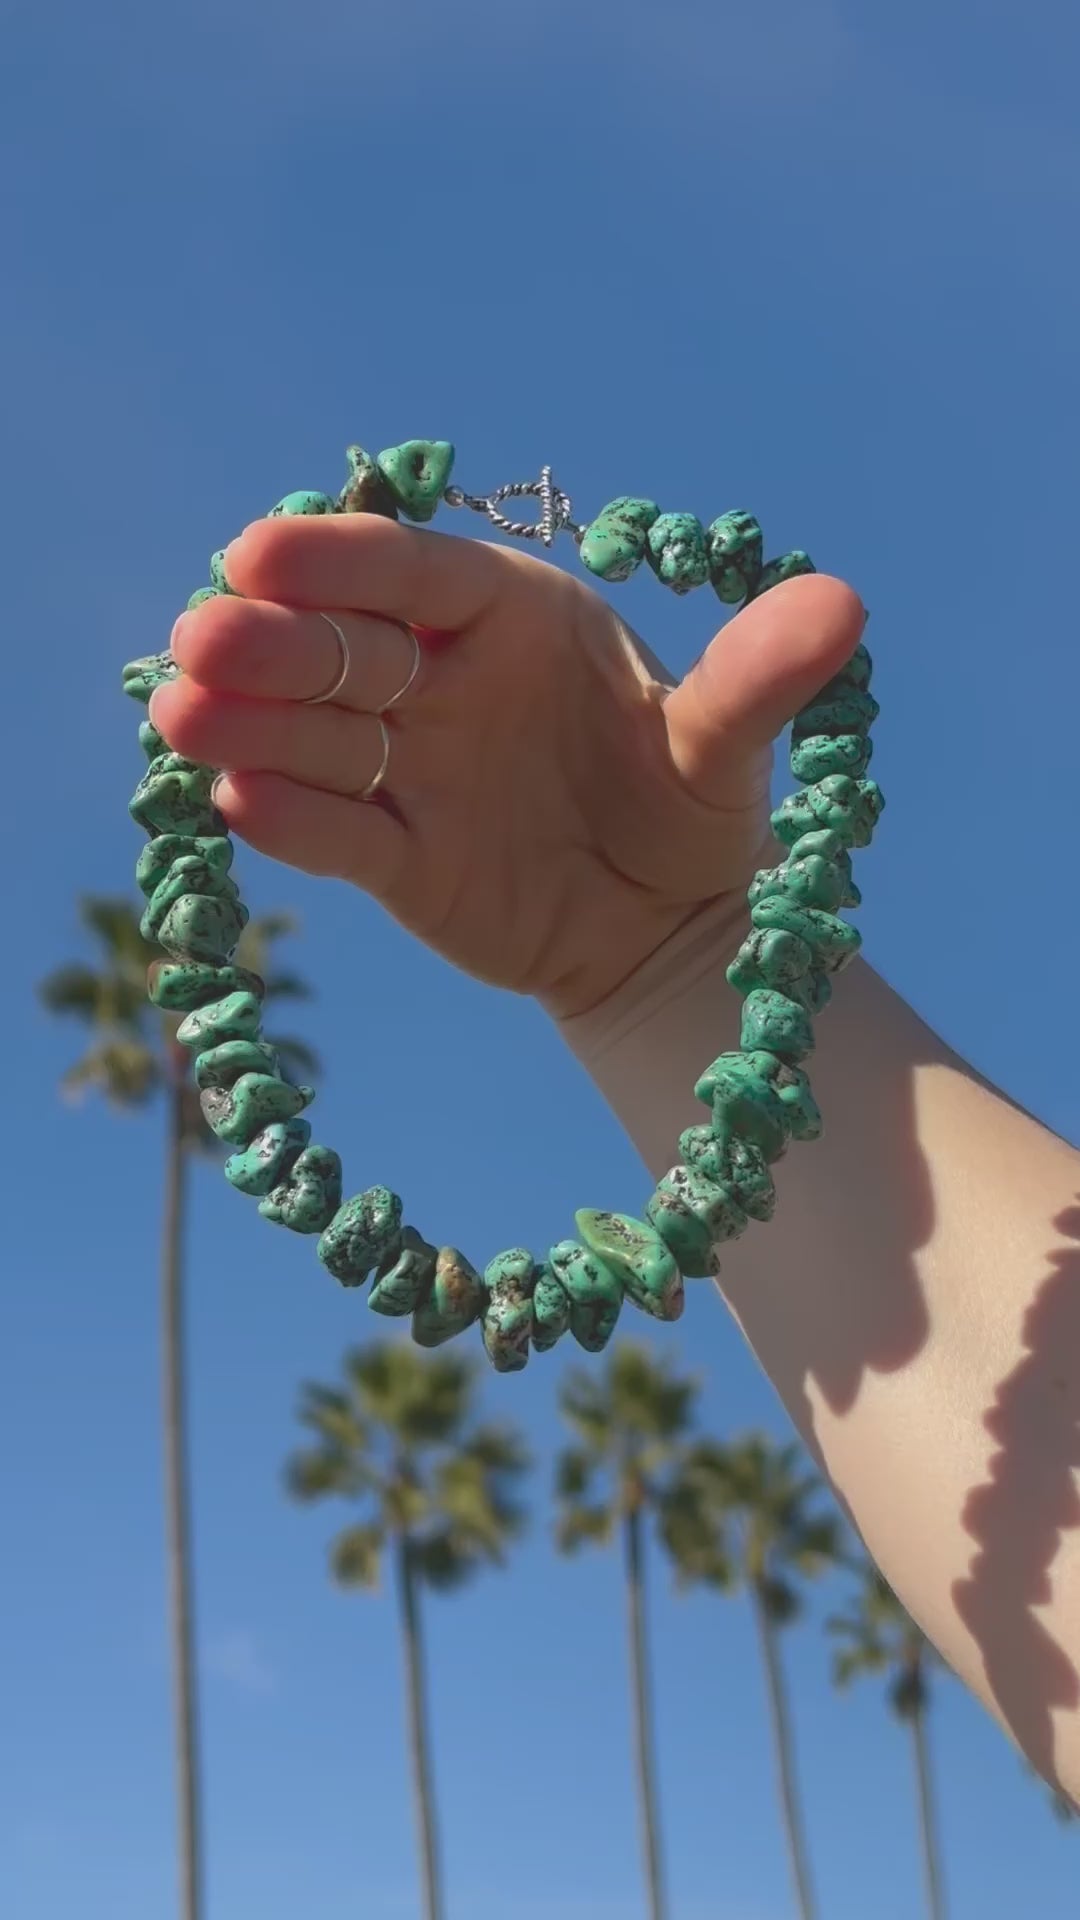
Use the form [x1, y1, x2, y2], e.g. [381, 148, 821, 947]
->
[122, 440, 883, 1372]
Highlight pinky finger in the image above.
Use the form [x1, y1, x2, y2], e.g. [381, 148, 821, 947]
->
[213, 770, 408, 901]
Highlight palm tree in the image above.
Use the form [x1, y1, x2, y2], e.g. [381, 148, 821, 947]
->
[40, 895, 317, 1920]
[829, 1559, 947, 1919]
[662, 1434, 839, 1920]
[285, 1342, 529, 1920]
[554, 1342, 698, 1920]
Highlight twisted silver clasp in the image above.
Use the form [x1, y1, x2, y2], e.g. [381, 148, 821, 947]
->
[443, 466, 584, 547]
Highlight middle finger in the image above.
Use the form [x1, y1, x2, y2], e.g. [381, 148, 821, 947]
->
[170, 595, 421, 713]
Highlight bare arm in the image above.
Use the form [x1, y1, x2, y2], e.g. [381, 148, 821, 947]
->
[557, 896, 1080, 1797]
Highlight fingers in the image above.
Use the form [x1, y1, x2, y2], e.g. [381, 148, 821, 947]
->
[150, 674, 392, 798]
[170, 595, 420, 713]
[222, 512, 511, 631]
[212, 771, 407, 896]
[664, 574, 867, 809]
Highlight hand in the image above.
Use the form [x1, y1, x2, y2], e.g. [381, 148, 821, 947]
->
[150, 515, 865, 1018]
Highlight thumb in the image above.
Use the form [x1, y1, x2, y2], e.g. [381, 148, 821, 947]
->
[664, 574, 868, 809]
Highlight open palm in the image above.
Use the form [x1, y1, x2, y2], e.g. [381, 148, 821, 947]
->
[151, 513, 864, 1016]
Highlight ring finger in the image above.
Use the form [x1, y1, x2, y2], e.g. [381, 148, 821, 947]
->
[169, 595, 423, 713]
[149, 675, 393, 800]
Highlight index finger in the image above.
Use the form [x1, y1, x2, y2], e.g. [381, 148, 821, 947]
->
[223, 512, 509, 632]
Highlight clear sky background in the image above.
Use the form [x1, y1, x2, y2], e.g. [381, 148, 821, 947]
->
[3, 1, 1079, 1916]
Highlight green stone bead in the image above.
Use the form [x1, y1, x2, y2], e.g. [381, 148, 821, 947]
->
[579, 497, 661, 582]
[140, 856, 241, 944]
[706, 511, 763, 604]
[751, 896, 861, 973]
[531, 1264, 571, 1351]
[157, 891, 248, 965]
[752, 551, 815, 596]
[376, 441, 454, 523]
[318, 1186, 404, 1288]
[727, 925, 814, 995]
[187, 587, 223, 611]
[137, 834, 233, 900]
[259, 1145, 343, 1233]
[268, 490, 337, 516]
[369, 1227, 438, 1317]
[338, 445, 399, 518]
[740, 988, 815, 1061]
[747, 853, 847, 915]
[195, 1039, 280, 1091]
[647, 1166, 748, 1277]
[679, 1127, 776, 1222]
[834, 642, 873, 690]
[152, 962, 263, 1015]
[224, 1117, 312, 1196]
[200, 1072, 313, 1146]
[139, 719, 167, 760]
[122, 650, 182, 705]
[773, 1061, 822, 1141]
[790, 732, 872, 782]
[792, 685, 879, 738]
[412, 1247, 486, 1347]
[646, 513, 709, 594]
[694, 1050, 791, 1162]
[129, 754, 221, 837]
[209, 550, 238, 594]
[788, 830, 860, 907]
[575, 1210, 684, 1323]
[771, 776, 883, 850]
[548, 1240, 623, 1353]
[481, 1248, 536, 1373]
[175, 989, 264, 1048]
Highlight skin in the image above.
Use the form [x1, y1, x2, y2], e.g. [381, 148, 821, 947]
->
[151, 512, 1080, 1798]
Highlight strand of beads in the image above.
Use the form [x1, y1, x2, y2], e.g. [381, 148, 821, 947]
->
[122, 439, 882, 1374]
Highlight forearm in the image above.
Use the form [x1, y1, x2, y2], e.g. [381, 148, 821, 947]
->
[555, 898, 1080, 1794]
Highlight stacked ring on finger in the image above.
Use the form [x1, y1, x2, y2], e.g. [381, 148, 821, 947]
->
[122, 438, 883, 1373]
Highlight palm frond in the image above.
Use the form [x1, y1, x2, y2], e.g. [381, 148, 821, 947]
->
[330, 1522, 383, 1589]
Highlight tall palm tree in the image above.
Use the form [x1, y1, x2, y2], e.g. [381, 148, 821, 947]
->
[829, 1560, 947, 1918]
[285, 1342, 529, 1920]
[40, 895, 317, 1920]
[554, 1342, 698, 1920]
[662, 1434, 839, 1920]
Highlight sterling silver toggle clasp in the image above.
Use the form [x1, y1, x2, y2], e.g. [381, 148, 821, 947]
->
[443, 466, 583, 547]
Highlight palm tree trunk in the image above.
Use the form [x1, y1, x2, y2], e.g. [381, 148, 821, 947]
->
[395, 1536, 443, 1920]
[624, 1505, 667, 1920]
[910, 1698, 946, 1920]
[750, 1586, 817, 1920]
[161, 1063, 202, 1920]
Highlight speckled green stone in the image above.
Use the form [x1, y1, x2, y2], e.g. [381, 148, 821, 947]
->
[187, 587, 223, 611]
[318, 1186, 404, 1288]
[137, 834, 233, 900]
[157, 891, 248, 965]
[482, 1248, 536, 1372]
[223, 1117, 311, 1196]
[646, 513, 709, 594]
[151, 961, 263, 1015]
[751, 551, 815, 596]
[772, 1061, 822, 1141]
[579, 497, 660, 582]
[793, 685, 879, 738]
[530, 1264, 571, 1351]
[787, 829, 860, 906]
[740, 988, 815, 1061]
[748, 853, 847, 916]
[575, 1210, 684, 1322]
[209, 550, 238, 594]
[176, 988, 264, 1048]
[122, 651, 183, 705]
[338, 445, 399, 518]
[834, 642, 873, 690]
[129, 754, 221, 836]
[412, 1247, 486, 1347]
[194, 1039, 280, 1090]
[694, 1050, 792, 1162]
[706, 511, 763, 603]
[259, 1145, 343, 1233]
[678, 1127, 776, 1222]
[751, 896, 862, 973]
[200, 1072, 313, 1146]
[771, 776, 884, 850]
[268, 490, 337, 516]
[139, 719, 167, 760]
[646, 1166, 747, 1278]
[790, 732, 872, 782]
[726, 927, 831, 1017]
[140, 855, 241, 944]
[369, 1227, 438, 1317]
[548, 1240, 623, 1353]
[376, 441, 454, 523]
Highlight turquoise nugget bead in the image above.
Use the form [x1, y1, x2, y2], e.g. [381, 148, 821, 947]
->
[187, 587, 223, 611]
[773, 1062, 822, 1141]
[790, 733, 872, 782]
[122, 651, 183, 705]
[137, 835, 233, 900]
[646, 1167, 747, 1278]
[788, 829, 860, 907]
[376, 441, 454, 522]
[646, 513, 709, 593]
[338, 445, 399, 518]
[151, 962, 263, 1014]
[200, 1072, 314, 1145]
[679, 1127, 776, 1222]
[752, 551, 815, 596]
[747, 853, 847, 915]
[548, 1240, 622, 1353]
[157, 891, 248, 965]
[130, 754, 222, 836]
[413, 1247, 486, 1347]
[695, 1050, 791, 1161]
[224, 1118, 312, 1196]
[318, 1187, 405, 1287]
[793, 685, 879, 738]
[176, 989, 264, 1048]
[482, 1249, 536, 1373]
[751, 896, 861, 972]
[141, 856, 241, 944]
[707, 510, 763, 604]
[369, 1228, 438, 1317]
[139, 719, 167, 760]
[834, 642, 873, 689]
[771, 776, 884, 850]
[740, 988, 815, 1061]
[195, 1039, 280, 1090]
[579, 497, 660, 582]
[575, 1210, 684, 1323]
[209, 550, 238, 594]
[268, 490, 337, 516]
[259, 1145, 343, 1233]
[531, 1264, 571, 1351]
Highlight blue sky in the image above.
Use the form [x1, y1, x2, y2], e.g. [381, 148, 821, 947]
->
[4, 1, 1079, 1915]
